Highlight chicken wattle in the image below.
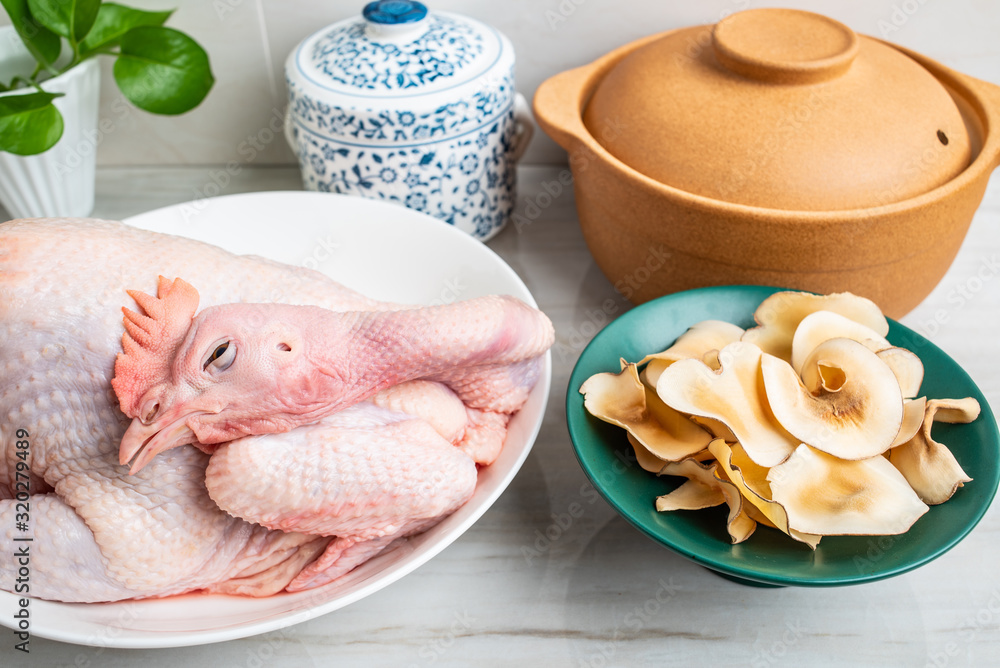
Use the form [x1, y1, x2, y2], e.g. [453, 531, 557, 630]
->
[0, 217, 553, 602]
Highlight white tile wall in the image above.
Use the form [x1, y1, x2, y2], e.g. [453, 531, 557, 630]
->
[4, 0, 999, 167]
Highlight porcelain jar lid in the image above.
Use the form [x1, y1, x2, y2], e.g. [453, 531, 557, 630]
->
[582, 8, 973, 211]
[286, 1, 516, 143]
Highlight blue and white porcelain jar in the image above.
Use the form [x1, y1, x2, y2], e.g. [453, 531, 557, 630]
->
[284, 0, 533, 241]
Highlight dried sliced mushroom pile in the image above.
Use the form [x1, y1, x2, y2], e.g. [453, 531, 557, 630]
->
[580, 291, 980, 548]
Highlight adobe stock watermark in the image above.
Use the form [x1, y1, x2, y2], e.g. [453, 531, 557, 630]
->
[241, 625, 296, 668]
[553, 297, 623, 365]
[405, 610, 476, 666]
[545, 0, 588, 31]
[552, 244, 671, 364]
[238, 577, 348, 667]
[69, 602, 141, 667]
[178, 106, 287, 223]
[511, 168, 574, 233]
[877, 0, 933, 38]
[925, 587, 1000, 668]
[522, 447, 639, 565]
[28, 58, 171, 177]
[426, 277, 467, 307]
[669, 0, 753, 68]
[750, 620, 806, 668]
[715, 85, 835, 202]
[865, 134, 955, 217]
[852, 535, 899, 574]
[910, 253, 1000, 342]
[511, 116, 627, 234]
[10, 429, 31, 655]
[54, 96, 134, 177]
[214, 0, 249, 20]
[578, 577, 682, 668]
[234, 233, 343, 308]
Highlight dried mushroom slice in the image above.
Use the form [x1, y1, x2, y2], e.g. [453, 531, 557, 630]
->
[744, 501, 778, 529]
[742, 291, 888, 363]
[580, 361, 712, 462]
[710, 440, 821, 548]
[639, 320, 745, 388]
[728, 441, 772, 499]
[656, 342, 799, 467]
[644, 382, 717, 460]
[876, 347, 924, 399]
[888, 397, 979, 505]
[714, 476, 758, 544]
[654, 481, 725, 511]
[790, 310, 890, 374]
[641, 360, 671, 390]
[761, 338, 904, 460]
[768, 444, 929, 536]
[689, 415, 738, 442]
[892, 397, 928, 448]
[927, 397, 981, 424]
[656, 459, 725, 510]
[656, 458, 756, 543]
[626, 433, 668, 473]
[702, 349, 722, 371]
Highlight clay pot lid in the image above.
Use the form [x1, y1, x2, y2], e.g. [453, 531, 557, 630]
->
[583, 8, 972, 211]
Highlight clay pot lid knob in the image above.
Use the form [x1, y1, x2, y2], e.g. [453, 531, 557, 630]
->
[712, 8, 860, 84]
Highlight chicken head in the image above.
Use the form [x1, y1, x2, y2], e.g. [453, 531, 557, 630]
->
[114, 276, 554, 473]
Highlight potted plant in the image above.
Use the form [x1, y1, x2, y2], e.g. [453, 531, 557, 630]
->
[0, 0, 213, 218]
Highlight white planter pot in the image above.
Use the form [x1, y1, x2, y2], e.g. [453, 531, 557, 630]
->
[0, 27, 101, 220]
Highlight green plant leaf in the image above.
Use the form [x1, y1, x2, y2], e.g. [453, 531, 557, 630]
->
[27, 0, 100, 42]
[79, 3, 173, 54]
[0, 91, 64, 155]
[0, 0, 61, 67]
[114, 26, 213, 115]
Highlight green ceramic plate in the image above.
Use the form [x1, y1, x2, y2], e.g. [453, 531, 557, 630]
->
[566, 285, 1000, 587]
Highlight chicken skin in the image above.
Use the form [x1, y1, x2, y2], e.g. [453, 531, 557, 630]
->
[0, 217, 552, 602]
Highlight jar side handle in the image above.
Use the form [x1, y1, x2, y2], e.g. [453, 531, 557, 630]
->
[510, 93, 535, 163]
[284, 107, 297, 153]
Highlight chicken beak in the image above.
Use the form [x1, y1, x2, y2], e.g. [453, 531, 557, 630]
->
[119, 414, 197, 474]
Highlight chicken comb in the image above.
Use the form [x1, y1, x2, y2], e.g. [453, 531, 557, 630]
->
[111, 276, 200, 418]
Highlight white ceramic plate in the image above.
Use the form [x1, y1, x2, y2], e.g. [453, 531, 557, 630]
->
[6, 191, 550, 648]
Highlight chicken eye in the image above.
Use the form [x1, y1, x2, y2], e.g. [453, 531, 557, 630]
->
[204, 341, 236, 372]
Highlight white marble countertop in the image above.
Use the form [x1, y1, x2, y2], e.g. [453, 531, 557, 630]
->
[17, 164, 1000, 667]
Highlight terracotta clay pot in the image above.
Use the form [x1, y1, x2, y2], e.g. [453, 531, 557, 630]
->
[533, 8, 1000, 317]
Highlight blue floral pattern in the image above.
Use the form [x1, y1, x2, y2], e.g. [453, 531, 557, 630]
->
[287, 67, 513, 145]
[286, 7, 522, 241]
[291, 104, 519, 241]
[309, 15, 484, 92]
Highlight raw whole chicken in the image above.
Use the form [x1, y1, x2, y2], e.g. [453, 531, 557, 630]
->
[0, 217, 552, 602]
